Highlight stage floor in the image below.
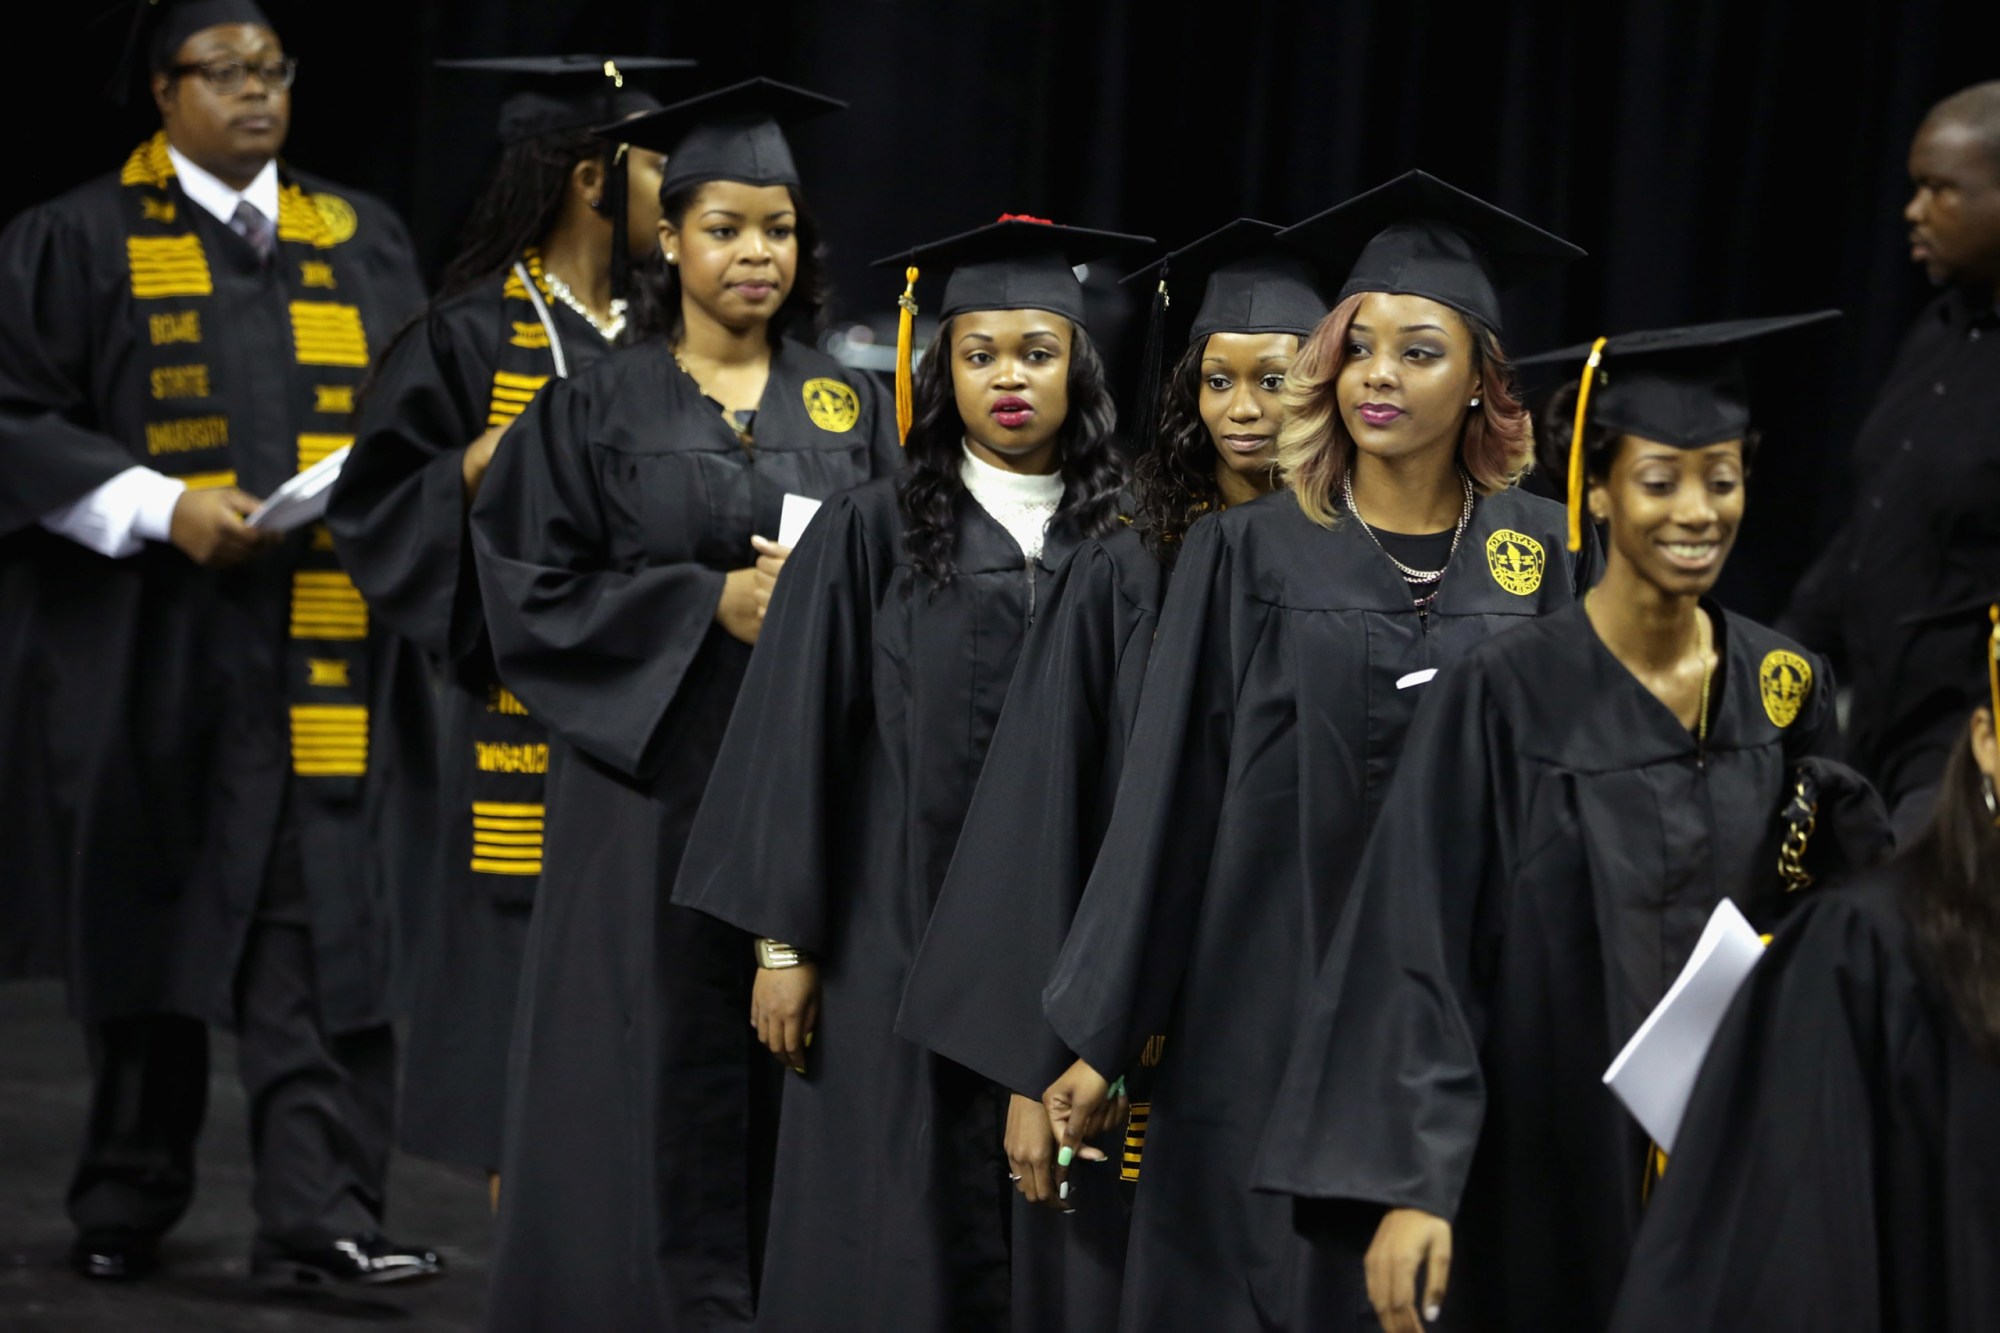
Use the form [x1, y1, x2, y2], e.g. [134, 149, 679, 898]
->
[0, 980, 492, 1331]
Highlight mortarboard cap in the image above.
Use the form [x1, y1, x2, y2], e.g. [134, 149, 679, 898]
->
[1277, 170, 1582, 334]
[875, 215, 1156, 327]
[608, 77, 845, 196]
[1123, 218, 1329, 345]
[1518, 310, 1842, 551]
[436, 55, 695, 144]
[871, 215, 1156, 442]
[105, 0, 272, 104]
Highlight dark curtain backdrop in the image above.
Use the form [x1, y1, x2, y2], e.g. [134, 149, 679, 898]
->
[10, 0, 1992, 617]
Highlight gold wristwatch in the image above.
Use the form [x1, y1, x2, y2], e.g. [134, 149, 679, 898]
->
[755, 938, 804, 970]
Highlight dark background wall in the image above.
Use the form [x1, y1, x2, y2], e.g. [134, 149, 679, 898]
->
[11, 0, 1994, 617]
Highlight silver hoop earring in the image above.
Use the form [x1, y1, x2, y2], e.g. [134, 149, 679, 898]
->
[1983, 773, 1998, 818]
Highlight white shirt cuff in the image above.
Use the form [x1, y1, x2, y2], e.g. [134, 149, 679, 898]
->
[39, 467, 187, 558]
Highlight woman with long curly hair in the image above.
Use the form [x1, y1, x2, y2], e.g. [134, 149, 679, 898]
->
[327, 54, 681, 1187]
[467, 80, 901, 1331]
[672, 216, 1147, 1332]
[895, 219, 1328, 1330]
[1612, 644, 2000, 1333]
[1255, 313, 1848, 1333]
[1036, 173, 1591, 1332]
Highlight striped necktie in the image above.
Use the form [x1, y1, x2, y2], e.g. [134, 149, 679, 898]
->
[229, 199, 275, 261]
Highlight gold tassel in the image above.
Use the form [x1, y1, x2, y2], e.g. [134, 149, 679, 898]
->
[1566, 335, 1611, 553]
[895, 266, 919, 445]
[1987, 605, 2000, 800]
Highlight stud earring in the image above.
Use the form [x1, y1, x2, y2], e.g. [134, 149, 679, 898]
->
[1469, 396, 1482, 407]
[588, 196, 605, 213]
[665, 252, 676, 263]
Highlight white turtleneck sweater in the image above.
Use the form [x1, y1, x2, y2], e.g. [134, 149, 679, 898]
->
[959, 443, 1064, 562]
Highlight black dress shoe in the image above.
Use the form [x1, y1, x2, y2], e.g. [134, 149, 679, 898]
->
[69, 1232, 159, 1281]
[251, 1232, 444, 1286]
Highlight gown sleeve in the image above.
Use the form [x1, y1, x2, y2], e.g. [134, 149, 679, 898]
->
[897, 540, 1153, 1096]
[671, 491, 886, 951]
[1251, 660, 1505, 1220]
[468, 376, 730, 778]
[328, 307, 486, 660]
[1041, 520, 1247, 1078]
[1607, 889, 1930, 1333]
[0, 207, 145, 535]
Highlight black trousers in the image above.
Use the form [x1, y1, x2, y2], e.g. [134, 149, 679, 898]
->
[66, 814, 397, 1247]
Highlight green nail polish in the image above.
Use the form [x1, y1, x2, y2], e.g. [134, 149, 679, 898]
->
[1057, 1145, 1075, 1167]
[1108, 1076, 1126, 1099]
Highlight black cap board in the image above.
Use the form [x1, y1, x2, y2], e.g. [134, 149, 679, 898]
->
[606, 78, 846, 195]
[1277, 170, 1583, 334]
[105, 0, 273, 103]
[435, 55, 695, 144]
[146, 0, 272, 71]
[873, 215, 1156, 326]
[1519, 310, 1842, 551]
[1124, 218, 1329, 345]
[1519, 310, 1842, 448]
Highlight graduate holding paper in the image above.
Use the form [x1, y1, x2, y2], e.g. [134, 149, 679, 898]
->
[1610, 622, 2000, 1333]
[468, 80, 898, 1330]
[1254, 313, 1850, 1332]
[672, 216, 1148, 1331]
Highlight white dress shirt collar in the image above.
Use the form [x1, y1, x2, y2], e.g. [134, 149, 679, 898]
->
[166, 142, 280, 228]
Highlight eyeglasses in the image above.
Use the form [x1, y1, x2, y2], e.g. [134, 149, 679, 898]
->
[168, 56, 299, 95]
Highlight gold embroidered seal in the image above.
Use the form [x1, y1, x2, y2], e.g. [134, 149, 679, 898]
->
[1759, 650, 1812, 728]
[1485, 529, 1546, 596]
[310, 193, 358, 245]
[802, 377, 859, 433]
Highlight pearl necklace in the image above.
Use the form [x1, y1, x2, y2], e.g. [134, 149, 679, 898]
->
[543, 269, 626, 342]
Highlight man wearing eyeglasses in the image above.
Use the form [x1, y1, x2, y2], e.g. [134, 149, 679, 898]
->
[0, 0, 436, 1290]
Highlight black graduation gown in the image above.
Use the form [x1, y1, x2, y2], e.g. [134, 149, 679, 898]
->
[0, 160, 427, 1031]
[1041, 488, 1594, 1332]
[1609, 865, 2000, 1333]
[328, 275, 610, 1171]
[1253, 601, 1835, 1332]
[470, 339, 898, 1332]
[896, 521, 1168, 1331]
[673, 476, 1091, 1333]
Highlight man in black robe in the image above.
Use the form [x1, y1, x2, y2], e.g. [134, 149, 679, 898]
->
[1781, 81, 2000, 834]
[0, 0, 436, 1285]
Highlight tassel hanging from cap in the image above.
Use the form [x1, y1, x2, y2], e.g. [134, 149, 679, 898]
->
[895, 267, 920, 445]
[1565, 335, 1611, 553]
[1128, 268, 1170, 473]
[1987, 604, 2000, 769]
[605, 142, 632, 306]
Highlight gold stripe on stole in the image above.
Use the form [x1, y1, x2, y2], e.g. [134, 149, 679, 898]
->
[472, 801, 544, 876]
[485, 370, 551, 427]
[289, 570, 368, 640]
[127, 235, 213, 299]
[297, 433, 351, 471]
[1121, 1103, 1151, 1183]
[289, 302, 370, 367]
[290, 703, 368, 776]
